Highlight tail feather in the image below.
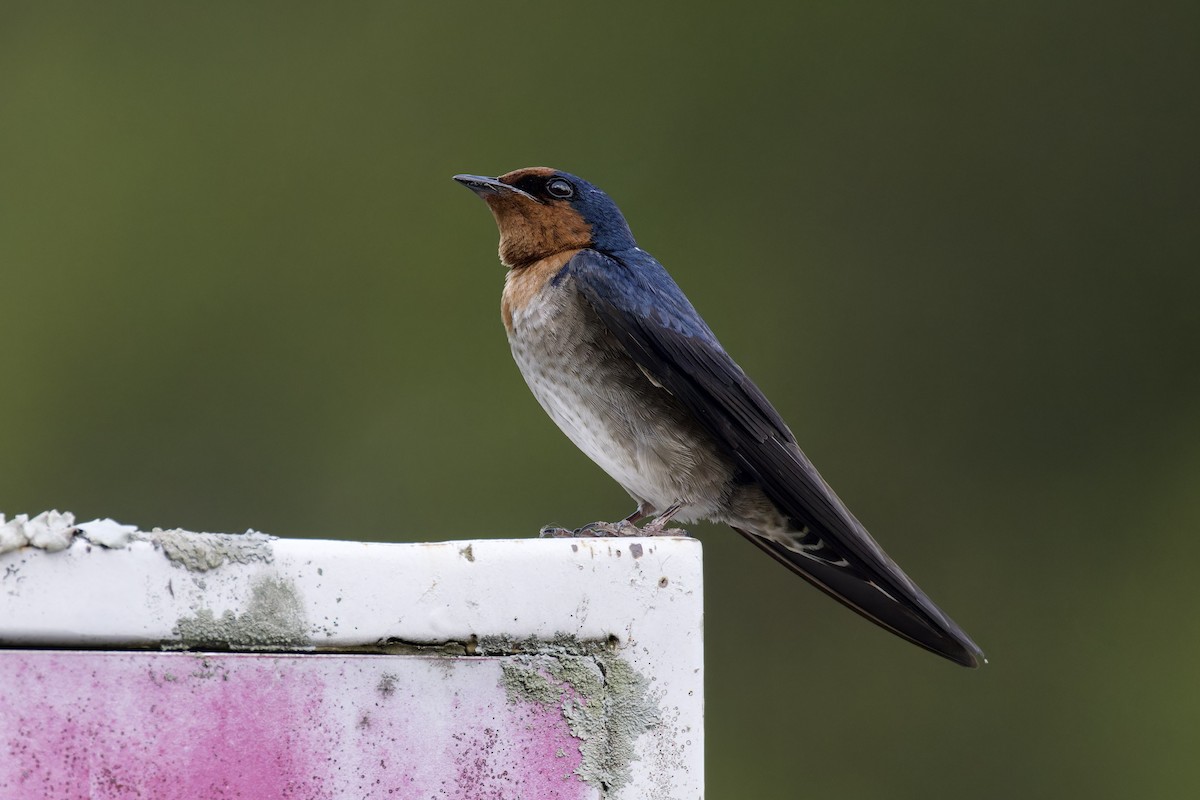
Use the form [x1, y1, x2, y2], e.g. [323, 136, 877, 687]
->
[732, 526, 985, 668]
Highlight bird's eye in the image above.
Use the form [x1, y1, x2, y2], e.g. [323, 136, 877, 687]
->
[546, 178, 575, 199]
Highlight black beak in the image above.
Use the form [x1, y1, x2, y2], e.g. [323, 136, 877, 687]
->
[453, 174, 537, 201]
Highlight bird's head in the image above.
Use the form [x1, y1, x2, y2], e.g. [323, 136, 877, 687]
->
[454, 167, 636, 268]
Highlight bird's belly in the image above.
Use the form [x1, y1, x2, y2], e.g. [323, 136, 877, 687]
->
[507, 287, 732, 520]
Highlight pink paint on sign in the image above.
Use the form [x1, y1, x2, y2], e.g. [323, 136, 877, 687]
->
[0, 651, 593, 800]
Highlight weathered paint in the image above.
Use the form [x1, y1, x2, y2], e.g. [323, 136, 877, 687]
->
[0, 518, 704, 798]
[0, 650, 591, 799]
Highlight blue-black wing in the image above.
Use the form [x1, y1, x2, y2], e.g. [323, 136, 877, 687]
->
[565, 248, 983, 667]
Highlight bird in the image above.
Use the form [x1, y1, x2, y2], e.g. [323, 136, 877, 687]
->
[453, 167, 984, 668]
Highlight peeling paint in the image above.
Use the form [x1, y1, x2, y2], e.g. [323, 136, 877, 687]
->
[173, 575, 309, 649]
[500, 644, 660, 796]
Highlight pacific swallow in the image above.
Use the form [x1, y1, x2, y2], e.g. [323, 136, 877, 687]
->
[454, 167, 984, 667]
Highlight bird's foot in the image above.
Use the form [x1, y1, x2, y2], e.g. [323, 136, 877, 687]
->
[639, 503, 688, 536]
[539, 520, 642, 538]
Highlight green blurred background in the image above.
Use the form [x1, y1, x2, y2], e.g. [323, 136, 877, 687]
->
[2, 3, 1198, 797]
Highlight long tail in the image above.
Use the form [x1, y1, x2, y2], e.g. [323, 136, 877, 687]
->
[732, 525, 985, 668]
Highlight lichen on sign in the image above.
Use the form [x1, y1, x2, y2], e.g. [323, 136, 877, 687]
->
[173, 574, 309, 649]
[150, 528, 275, 572]
[501, 648, 660, 795]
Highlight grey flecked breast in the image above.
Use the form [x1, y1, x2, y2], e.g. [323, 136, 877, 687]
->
[506, 274, 734, 522]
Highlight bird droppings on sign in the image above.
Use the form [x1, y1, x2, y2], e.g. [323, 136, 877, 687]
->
[0, 510, 78, 554]
[0, 510, 273, 573]
[77, 517, 139, 548]
[173, 574, 309, 649]
[501, 647, 660, 795]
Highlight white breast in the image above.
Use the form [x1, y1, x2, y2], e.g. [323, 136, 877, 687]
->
[505, 280, 731, 521]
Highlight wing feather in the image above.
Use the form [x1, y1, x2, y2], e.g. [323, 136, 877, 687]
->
[566, 249, 983, 666]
